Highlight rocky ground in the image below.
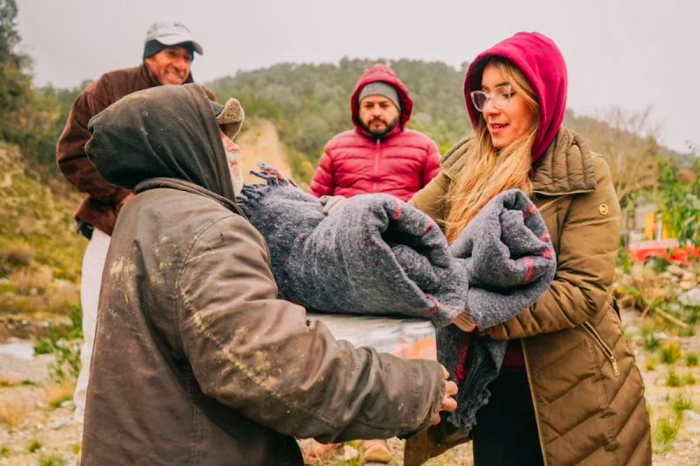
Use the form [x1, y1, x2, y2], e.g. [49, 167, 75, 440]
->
[1, 262, 700, 465]
[0, 349, 80, 466]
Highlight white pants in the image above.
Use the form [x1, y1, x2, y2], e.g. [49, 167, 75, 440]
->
[73, 227, 111, 424]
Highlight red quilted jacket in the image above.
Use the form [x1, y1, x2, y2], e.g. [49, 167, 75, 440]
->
[309, 64, 440, 201]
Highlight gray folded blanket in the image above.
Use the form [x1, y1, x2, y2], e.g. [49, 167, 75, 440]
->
[237, 164, 556, 430]
[437, 189, 557, 430]
[238, 165, 468, 328]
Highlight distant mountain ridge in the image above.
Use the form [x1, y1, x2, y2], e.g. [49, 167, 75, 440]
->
[206, 58, 471, 182]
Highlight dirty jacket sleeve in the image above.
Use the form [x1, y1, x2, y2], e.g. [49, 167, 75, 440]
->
[309, 149, 335, 198]
[56, 78, 133, 209]
[177, 214, 445, 442]
[488, 157, 621, 340]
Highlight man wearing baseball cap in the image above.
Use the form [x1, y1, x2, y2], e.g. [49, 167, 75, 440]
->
[142, 19, 205, 85]
[56, 19, 215, 425]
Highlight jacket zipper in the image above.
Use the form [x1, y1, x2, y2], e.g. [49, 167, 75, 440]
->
[372, 139, 380, 192]
[583, 322, 620, 376]
[522, 340, 550, 466]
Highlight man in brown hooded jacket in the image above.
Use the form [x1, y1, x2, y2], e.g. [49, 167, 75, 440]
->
[80, 83, 456, 465]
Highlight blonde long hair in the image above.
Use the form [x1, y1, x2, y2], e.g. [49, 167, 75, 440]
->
[445, 58, 540, 243]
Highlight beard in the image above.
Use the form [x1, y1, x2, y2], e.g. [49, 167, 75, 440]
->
[360, 115, 400, 139]
[225, 150, 245, 197]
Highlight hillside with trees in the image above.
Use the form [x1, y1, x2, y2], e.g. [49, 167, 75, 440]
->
[207, 61, 694, 207]
[0, 0, 695, 314]
[207, 59, 472, 182]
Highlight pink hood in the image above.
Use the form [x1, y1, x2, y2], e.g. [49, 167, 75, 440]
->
[464, 32, 568, 163]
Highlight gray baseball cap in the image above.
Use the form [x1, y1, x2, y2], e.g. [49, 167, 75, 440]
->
[144, 19, 204, 55]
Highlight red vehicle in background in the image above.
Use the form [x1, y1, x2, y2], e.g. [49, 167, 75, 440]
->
[627, 208, 700, 265]
[628, 239, 700, 265]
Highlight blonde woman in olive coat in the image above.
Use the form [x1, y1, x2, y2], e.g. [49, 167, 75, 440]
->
[409, 32, 651, 466]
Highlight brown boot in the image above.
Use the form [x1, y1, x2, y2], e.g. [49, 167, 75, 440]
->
[361, 438, 392, 464]
[299, 439, 342, 464]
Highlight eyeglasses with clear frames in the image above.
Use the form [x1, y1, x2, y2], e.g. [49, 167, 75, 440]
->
[470, 85, 515, 112]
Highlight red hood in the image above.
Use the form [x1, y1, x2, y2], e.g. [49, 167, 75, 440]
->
[351, 64, 413, 139]
[464, 32, 568, 163]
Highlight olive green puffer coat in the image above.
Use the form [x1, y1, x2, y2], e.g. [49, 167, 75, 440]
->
[408, 128, 652, 466]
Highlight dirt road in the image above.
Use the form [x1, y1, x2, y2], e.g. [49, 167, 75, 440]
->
[237, 119, 293, 184]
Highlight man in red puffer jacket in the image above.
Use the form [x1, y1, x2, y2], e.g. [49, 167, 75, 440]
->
[308, 64, 440, 464]
[309, 64, 440, 208]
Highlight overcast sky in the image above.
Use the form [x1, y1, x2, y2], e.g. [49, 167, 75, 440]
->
[17, 0, 699, 153]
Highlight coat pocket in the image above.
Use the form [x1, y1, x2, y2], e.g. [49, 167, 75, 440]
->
[583, 321, 619, 377]
[536, 197, 565, 214]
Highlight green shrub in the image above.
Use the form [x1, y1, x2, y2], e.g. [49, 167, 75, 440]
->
[642, 332, 661, 353]
[617, 236, 633, 273]
[27, 439, 42, 453]
[683, 306, 700, 325]
[682, 372, 696, 386]
[33, 305, 83, 383]
[646, 256, 670, 274]
[645, 357, 657, 371]
[666, 370, 682, 387]
[660, 159, 700, 246]
[36, 454, 67, 466]
[676, 326, 697, 338]
[687, 353, 699, 367]
[670, 393, 694, 414]
[660, 342, 682, 365]
[33, 337, 53, 355]
[652, 416, 681, 454]
[47, 338, 81, 384]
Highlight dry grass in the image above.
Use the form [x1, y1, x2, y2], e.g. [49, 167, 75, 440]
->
[0, 242, 33, 272]
[0, 375, 20, 387]
[37, 285, 79, 315]
[616, 267, 671, 316]
[10, 266, 53, 296]
[0, 282, 78, 318]
[46, 381, 75, 409]
[0, 400, 30, 428]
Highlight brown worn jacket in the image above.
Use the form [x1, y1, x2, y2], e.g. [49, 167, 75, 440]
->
[56, 64, 214, 235]
[408, 128, 651, 466]
[80, 84, 446, 465]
